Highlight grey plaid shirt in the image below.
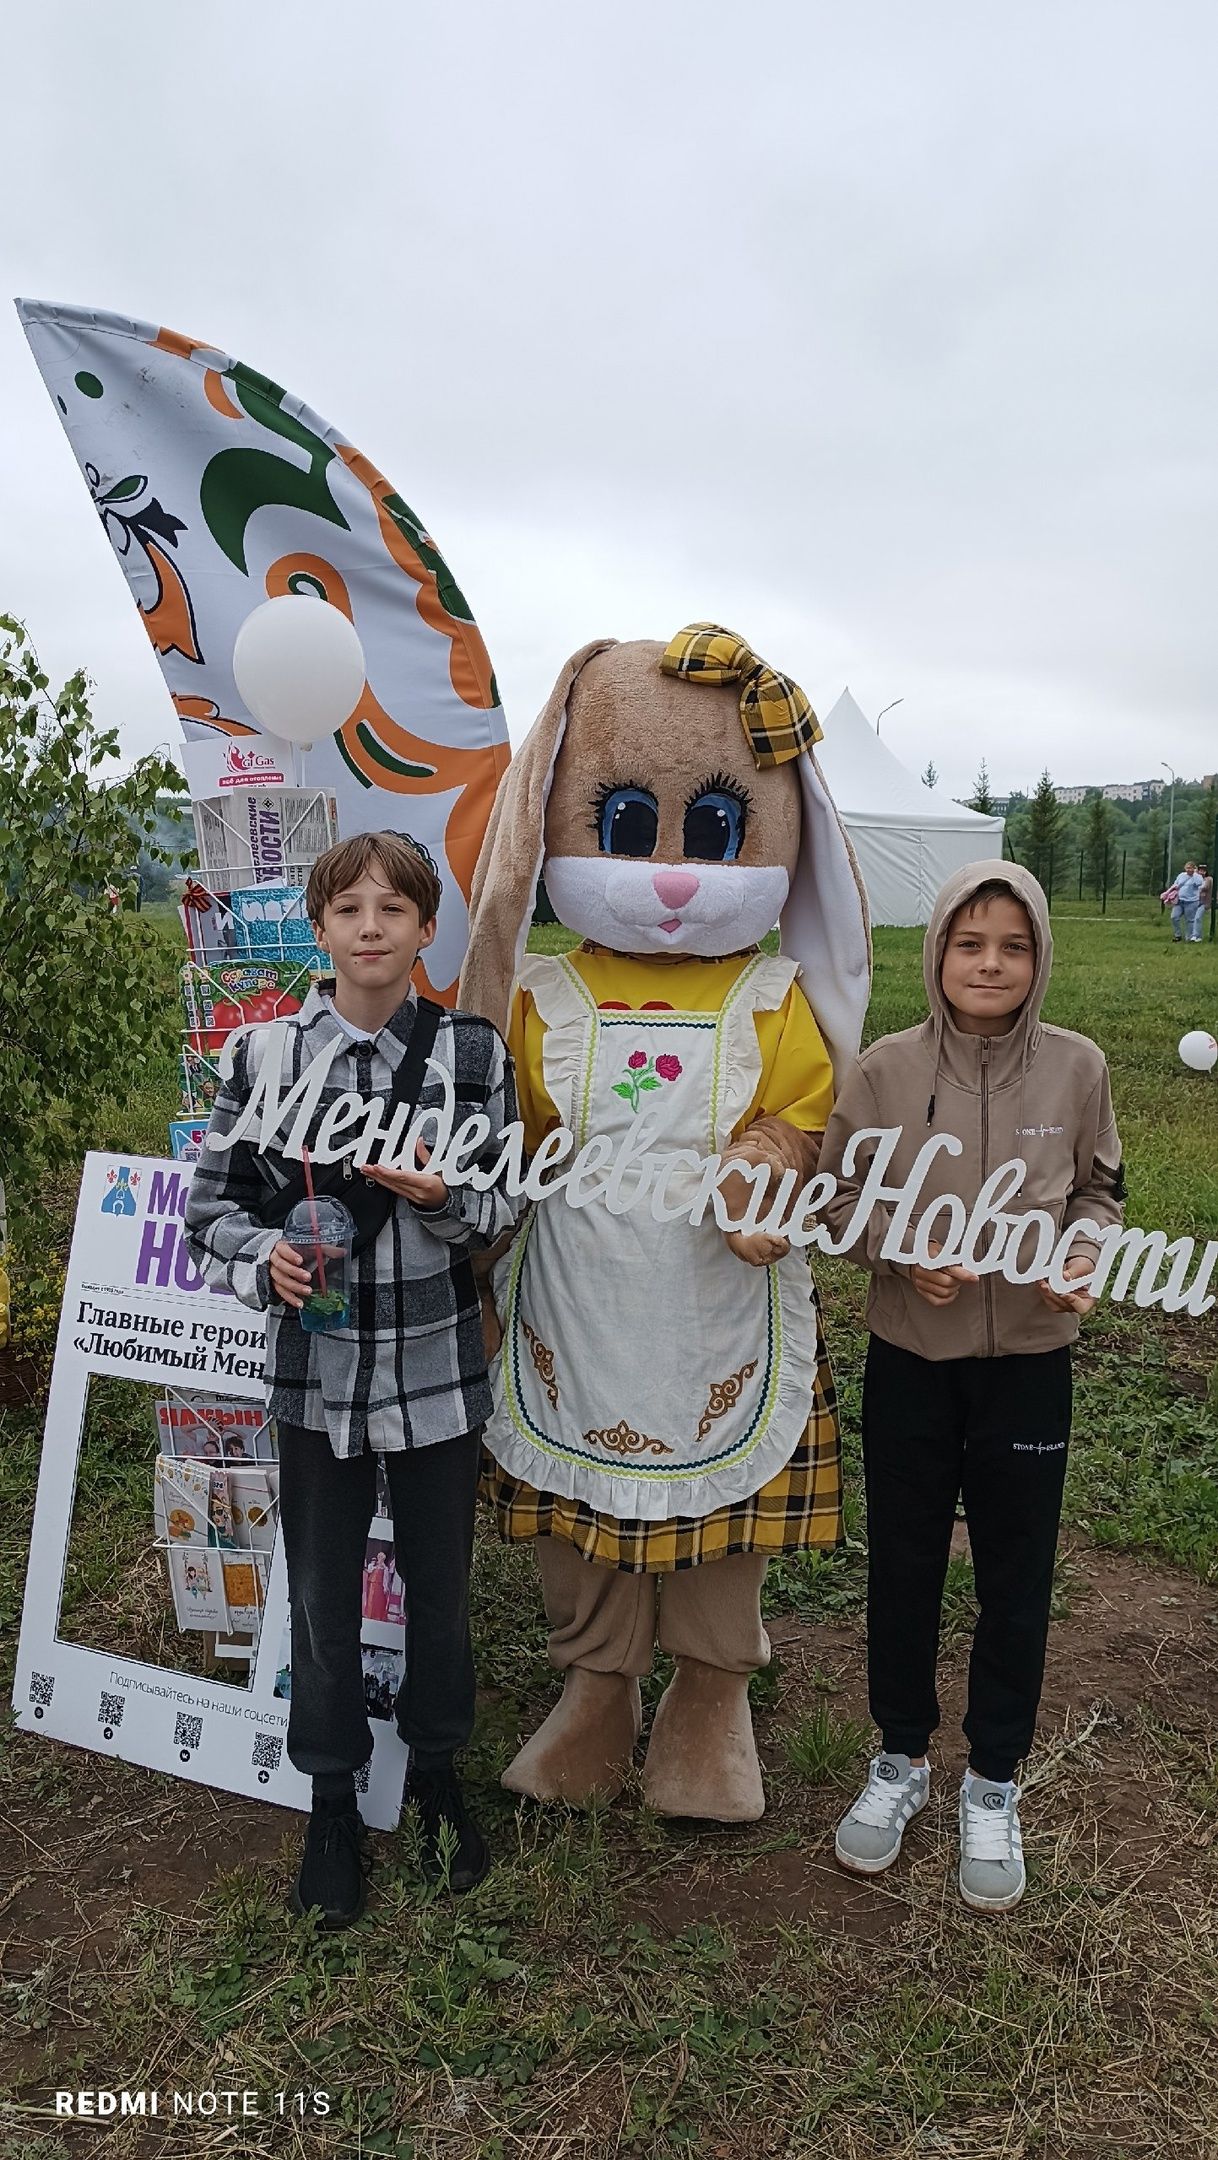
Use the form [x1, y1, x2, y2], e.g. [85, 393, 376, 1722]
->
[183, 985, 521, 1458]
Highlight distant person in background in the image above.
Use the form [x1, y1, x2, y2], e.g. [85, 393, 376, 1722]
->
[363, 1548, 391, 1625]
[1191, 864, 1212, 940]
[1169, 860, 1202, 941]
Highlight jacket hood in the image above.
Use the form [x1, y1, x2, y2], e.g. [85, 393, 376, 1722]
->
[923, 859, 1052, 1038]
[918, 860, 1052, 1128]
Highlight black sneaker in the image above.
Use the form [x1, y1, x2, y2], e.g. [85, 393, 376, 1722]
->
[290, 1802, 372, 1929]
[406, 1761, 491, 1893]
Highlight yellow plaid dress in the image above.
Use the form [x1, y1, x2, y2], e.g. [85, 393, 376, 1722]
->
[481, 1267, 842, 1572]
[481, 946, 843, 1573]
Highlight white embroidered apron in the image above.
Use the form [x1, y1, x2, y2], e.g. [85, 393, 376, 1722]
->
[485, 952, 819, 1521]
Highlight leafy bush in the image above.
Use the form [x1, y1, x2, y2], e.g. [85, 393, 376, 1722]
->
[0, 617, 187, 1232]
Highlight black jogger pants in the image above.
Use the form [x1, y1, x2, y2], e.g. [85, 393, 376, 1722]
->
[276, 1424, 482, 1792]
[862, 1334, 1071, 1783]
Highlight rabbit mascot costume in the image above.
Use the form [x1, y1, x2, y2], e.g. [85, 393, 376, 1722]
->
[460, 627, 870, 1820]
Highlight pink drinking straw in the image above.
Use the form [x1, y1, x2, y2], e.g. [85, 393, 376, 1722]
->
[300, 1145, 329, 1296]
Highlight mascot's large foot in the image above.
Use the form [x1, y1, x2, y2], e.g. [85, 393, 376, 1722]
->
[502, 1669, 643, 1806]
[643, 1658, 765, 1822]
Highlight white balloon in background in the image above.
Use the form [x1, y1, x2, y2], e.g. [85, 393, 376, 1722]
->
[1178, 1030, 1218, 1073]
[232, 595, 366, 746]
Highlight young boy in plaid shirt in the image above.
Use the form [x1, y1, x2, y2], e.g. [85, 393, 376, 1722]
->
[185, 832, 520, 1927]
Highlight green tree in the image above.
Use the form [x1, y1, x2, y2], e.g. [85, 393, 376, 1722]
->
[1002, 790, 1029, 862]
[1190, 779, 1217, 867]
[133, 794, 196, 900]
[1024, 770, 1064, 890]
[1082, 790, 1112, 897]
[1139, 804, 1166, 894]
[0, 618, 187, 1228]
[968, 759, 996, 815]
[1104, 802, 1135, 896]
[921, 760, 939, 790]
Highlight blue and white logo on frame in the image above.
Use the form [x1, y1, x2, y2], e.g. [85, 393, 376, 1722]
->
[100, 1165, 140, 1217]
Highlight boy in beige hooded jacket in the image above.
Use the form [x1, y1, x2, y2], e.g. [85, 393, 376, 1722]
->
[818, 862, 1123, 1911]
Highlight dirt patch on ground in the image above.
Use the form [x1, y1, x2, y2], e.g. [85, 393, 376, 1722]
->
[2, 1539, 1215, 2157]
[1, 1781, 289, 1982]
[631, 1539, 1217, 1942]
[5, 1543, 1213, 1974]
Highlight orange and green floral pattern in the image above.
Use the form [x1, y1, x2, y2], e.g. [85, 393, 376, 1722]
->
[17, 299, 510, 999]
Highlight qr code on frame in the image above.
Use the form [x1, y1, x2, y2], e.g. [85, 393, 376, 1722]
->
[98, 1693, 126, 1728]
[174, 1713, 203, 1751]
[251, 1733, 283, 1772]
[28, 1672, 54, 1707]
[355, 1761, 371, 1795]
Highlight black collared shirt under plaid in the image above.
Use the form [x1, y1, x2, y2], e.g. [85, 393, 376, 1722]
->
[183, 986, 521, 1458]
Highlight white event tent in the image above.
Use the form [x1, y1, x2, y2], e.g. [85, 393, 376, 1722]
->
[814, 690, 1006, 927]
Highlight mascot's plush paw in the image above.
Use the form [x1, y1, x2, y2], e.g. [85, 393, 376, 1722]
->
[502, 1669, 643, 1806]
[643, 1659, 765, 1822]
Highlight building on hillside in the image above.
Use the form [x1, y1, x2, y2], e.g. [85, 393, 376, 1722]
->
[1051, 779, 1165, 807]
[1101, 780, 1165, 803]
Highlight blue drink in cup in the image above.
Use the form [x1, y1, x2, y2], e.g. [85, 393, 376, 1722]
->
[282, 1197, 355, 1332]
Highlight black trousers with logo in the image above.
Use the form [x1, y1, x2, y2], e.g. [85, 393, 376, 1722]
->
[277, 1423, 482, 1795]
[862, 1334, 1072, 1783]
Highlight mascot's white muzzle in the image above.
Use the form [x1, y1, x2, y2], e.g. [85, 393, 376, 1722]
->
[543, 856, 791, 957]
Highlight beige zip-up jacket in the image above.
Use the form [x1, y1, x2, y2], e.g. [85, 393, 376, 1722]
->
[817, 862, 1124, 1360]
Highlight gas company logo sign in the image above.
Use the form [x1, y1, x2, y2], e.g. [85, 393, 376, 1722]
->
[220, 740, 285, 788]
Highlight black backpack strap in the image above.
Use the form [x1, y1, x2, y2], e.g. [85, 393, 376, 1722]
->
[383, 996, 443, 1132]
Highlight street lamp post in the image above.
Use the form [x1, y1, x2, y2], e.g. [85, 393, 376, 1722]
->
[1160, 762, 1176, 876]
[876, 697, 904, 738]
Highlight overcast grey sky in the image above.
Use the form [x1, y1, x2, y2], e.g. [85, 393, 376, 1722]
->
[2, 1, 1215, 799]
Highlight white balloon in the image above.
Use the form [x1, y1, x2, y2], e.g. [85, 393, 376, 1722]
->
[1178, 1029, 1218, 1073]
[232, 595, 366, 745]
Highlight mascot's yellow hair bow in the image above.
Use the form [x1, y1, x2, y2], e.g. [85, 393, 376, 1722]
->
[660, 622, 822, 769]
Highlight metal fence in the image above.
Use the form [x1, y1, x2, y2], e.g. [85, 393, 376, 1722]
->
[1002, 817, 1217, 938]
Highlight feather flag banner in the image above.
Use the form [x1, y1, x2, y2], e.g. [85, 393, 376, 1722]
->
[17, 300, 510, 998]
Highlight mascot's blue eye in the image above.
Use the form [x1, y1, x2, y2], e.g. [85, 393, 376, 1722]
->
[683, 790, 745, 862]
[598, 787, 658, 858]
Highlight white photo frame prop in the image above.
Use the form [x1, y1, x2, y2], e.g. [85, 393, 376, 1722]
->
[13, 1152, 409, 1831]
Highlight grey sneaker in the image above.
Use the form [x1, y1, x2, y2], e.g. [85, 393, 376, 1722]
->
[958, 1776, 1025, 1910]
[834, 1753, 929, 1876]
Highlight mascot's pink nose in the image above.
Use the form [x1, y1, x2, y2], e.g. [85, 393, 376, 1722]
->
[652, 870, 700, 909]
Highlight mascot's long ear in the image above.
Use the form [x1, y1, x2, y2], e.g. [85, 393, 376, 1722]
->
[780, 749, 873, 1089]
[459, 638, 616, 1030]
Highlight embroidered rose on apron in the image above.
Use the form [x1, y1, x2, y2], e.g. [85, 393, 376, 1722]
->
[489, 954, 820, 1521]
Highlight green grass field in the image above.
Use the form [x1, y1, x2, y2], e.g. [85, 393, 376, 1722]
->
[1, 905, 1216, 2158]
